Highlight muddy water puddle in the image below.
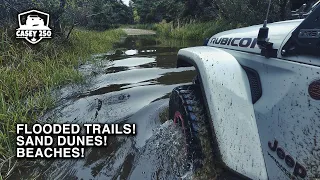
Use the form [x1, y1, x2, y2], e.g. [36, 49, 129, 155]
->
[9, 36, 203, 179]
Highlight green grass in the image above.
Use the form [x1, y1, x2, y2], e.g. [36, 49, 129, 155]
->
[0, 28, 125, 178]
[131, 18, 245, 40]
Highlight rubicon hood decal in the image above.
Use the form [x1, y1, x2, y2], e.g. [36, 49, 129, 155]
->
[207, 19, 303, 55]
[209, 37, 257, 49]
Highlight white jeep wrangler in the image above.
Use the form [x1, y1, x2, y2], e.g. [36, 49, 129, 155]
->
[169, 2, 320, 180]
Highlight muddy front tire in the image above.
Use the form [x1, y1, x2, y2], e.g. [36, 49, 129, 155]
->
[168, 84, 246, 180]
[168, 84, 215, 175]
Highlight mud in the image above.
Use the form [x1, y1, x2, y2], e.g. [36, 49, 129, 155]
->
[8, 35, 206, 179]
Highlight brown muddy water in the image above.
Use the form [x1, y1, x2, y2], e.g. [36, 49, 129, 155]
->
[9, 35, 204, 180]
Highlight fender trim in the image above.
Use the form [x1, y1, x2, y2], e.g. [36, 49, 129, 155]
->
[177, 46, 268, 180]
[177, 58, 263, 104]
[178, 54, 250, 180]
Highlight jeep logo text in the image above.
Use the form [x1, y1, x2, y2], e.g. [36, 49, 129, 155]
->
[268, 139, 307, 178]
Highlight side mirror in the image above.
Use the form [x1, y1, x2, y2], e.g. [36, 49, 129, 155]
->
[291, 3, 308, 18]
[291, 2, 320, 19]
[300, 4, 307, 11]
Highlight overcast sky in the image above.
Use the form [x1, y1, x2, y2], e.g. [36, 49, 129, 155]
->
[122, 0, 130, 6]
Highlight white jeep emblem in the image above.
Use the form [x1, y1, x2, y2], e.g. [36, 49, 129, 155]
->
[16, 10, 52, 44]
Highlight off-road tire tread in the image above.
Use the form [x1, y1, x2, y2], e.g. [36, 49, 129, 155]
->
[169, 84, 221, 179]
[169, 84, 245, 180]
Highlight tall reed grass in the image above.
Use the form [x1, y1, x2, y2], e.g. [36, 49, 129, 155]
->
[0, 28, 124, 178]
[131, 19, 244, 40]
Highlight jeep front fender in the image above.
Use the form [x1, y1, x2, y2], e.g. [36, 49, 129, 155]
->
[177, 46, 268, 180]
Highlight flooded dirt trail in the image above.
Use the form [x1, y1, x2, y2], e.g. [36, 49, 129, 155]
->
[122, 28, 156, 36]
[9, 35, 205, 179]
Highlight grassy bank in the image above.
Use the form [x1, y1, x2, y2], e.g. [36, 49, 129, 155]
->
[130, 19, 245, 40]
[0, 28, 124, 177]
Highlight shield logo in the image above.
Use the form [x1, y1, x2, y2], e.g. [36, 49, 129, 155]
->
[16, 10, 52, 44]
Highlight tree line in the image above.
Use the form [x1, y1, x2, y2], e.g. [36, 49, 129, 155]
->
[132, 0, 318, 26]
[0, 0, 318, 38]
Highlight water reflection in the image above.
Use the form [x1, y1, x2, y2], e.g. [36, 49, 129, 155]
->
[9, 35, 202, 180]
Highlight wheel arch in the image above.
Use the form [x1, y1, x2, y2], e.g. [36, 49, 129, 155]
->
[176, 46, 268, 180]
[177, 57, 194, 68]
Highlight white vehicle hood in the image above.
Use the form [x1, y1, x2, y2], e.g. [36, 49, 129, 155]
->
[207, 19, 304, 55]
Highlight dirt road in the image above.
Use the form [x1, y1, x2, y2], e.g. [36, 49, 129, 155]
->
[122, 28, 156, 35]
